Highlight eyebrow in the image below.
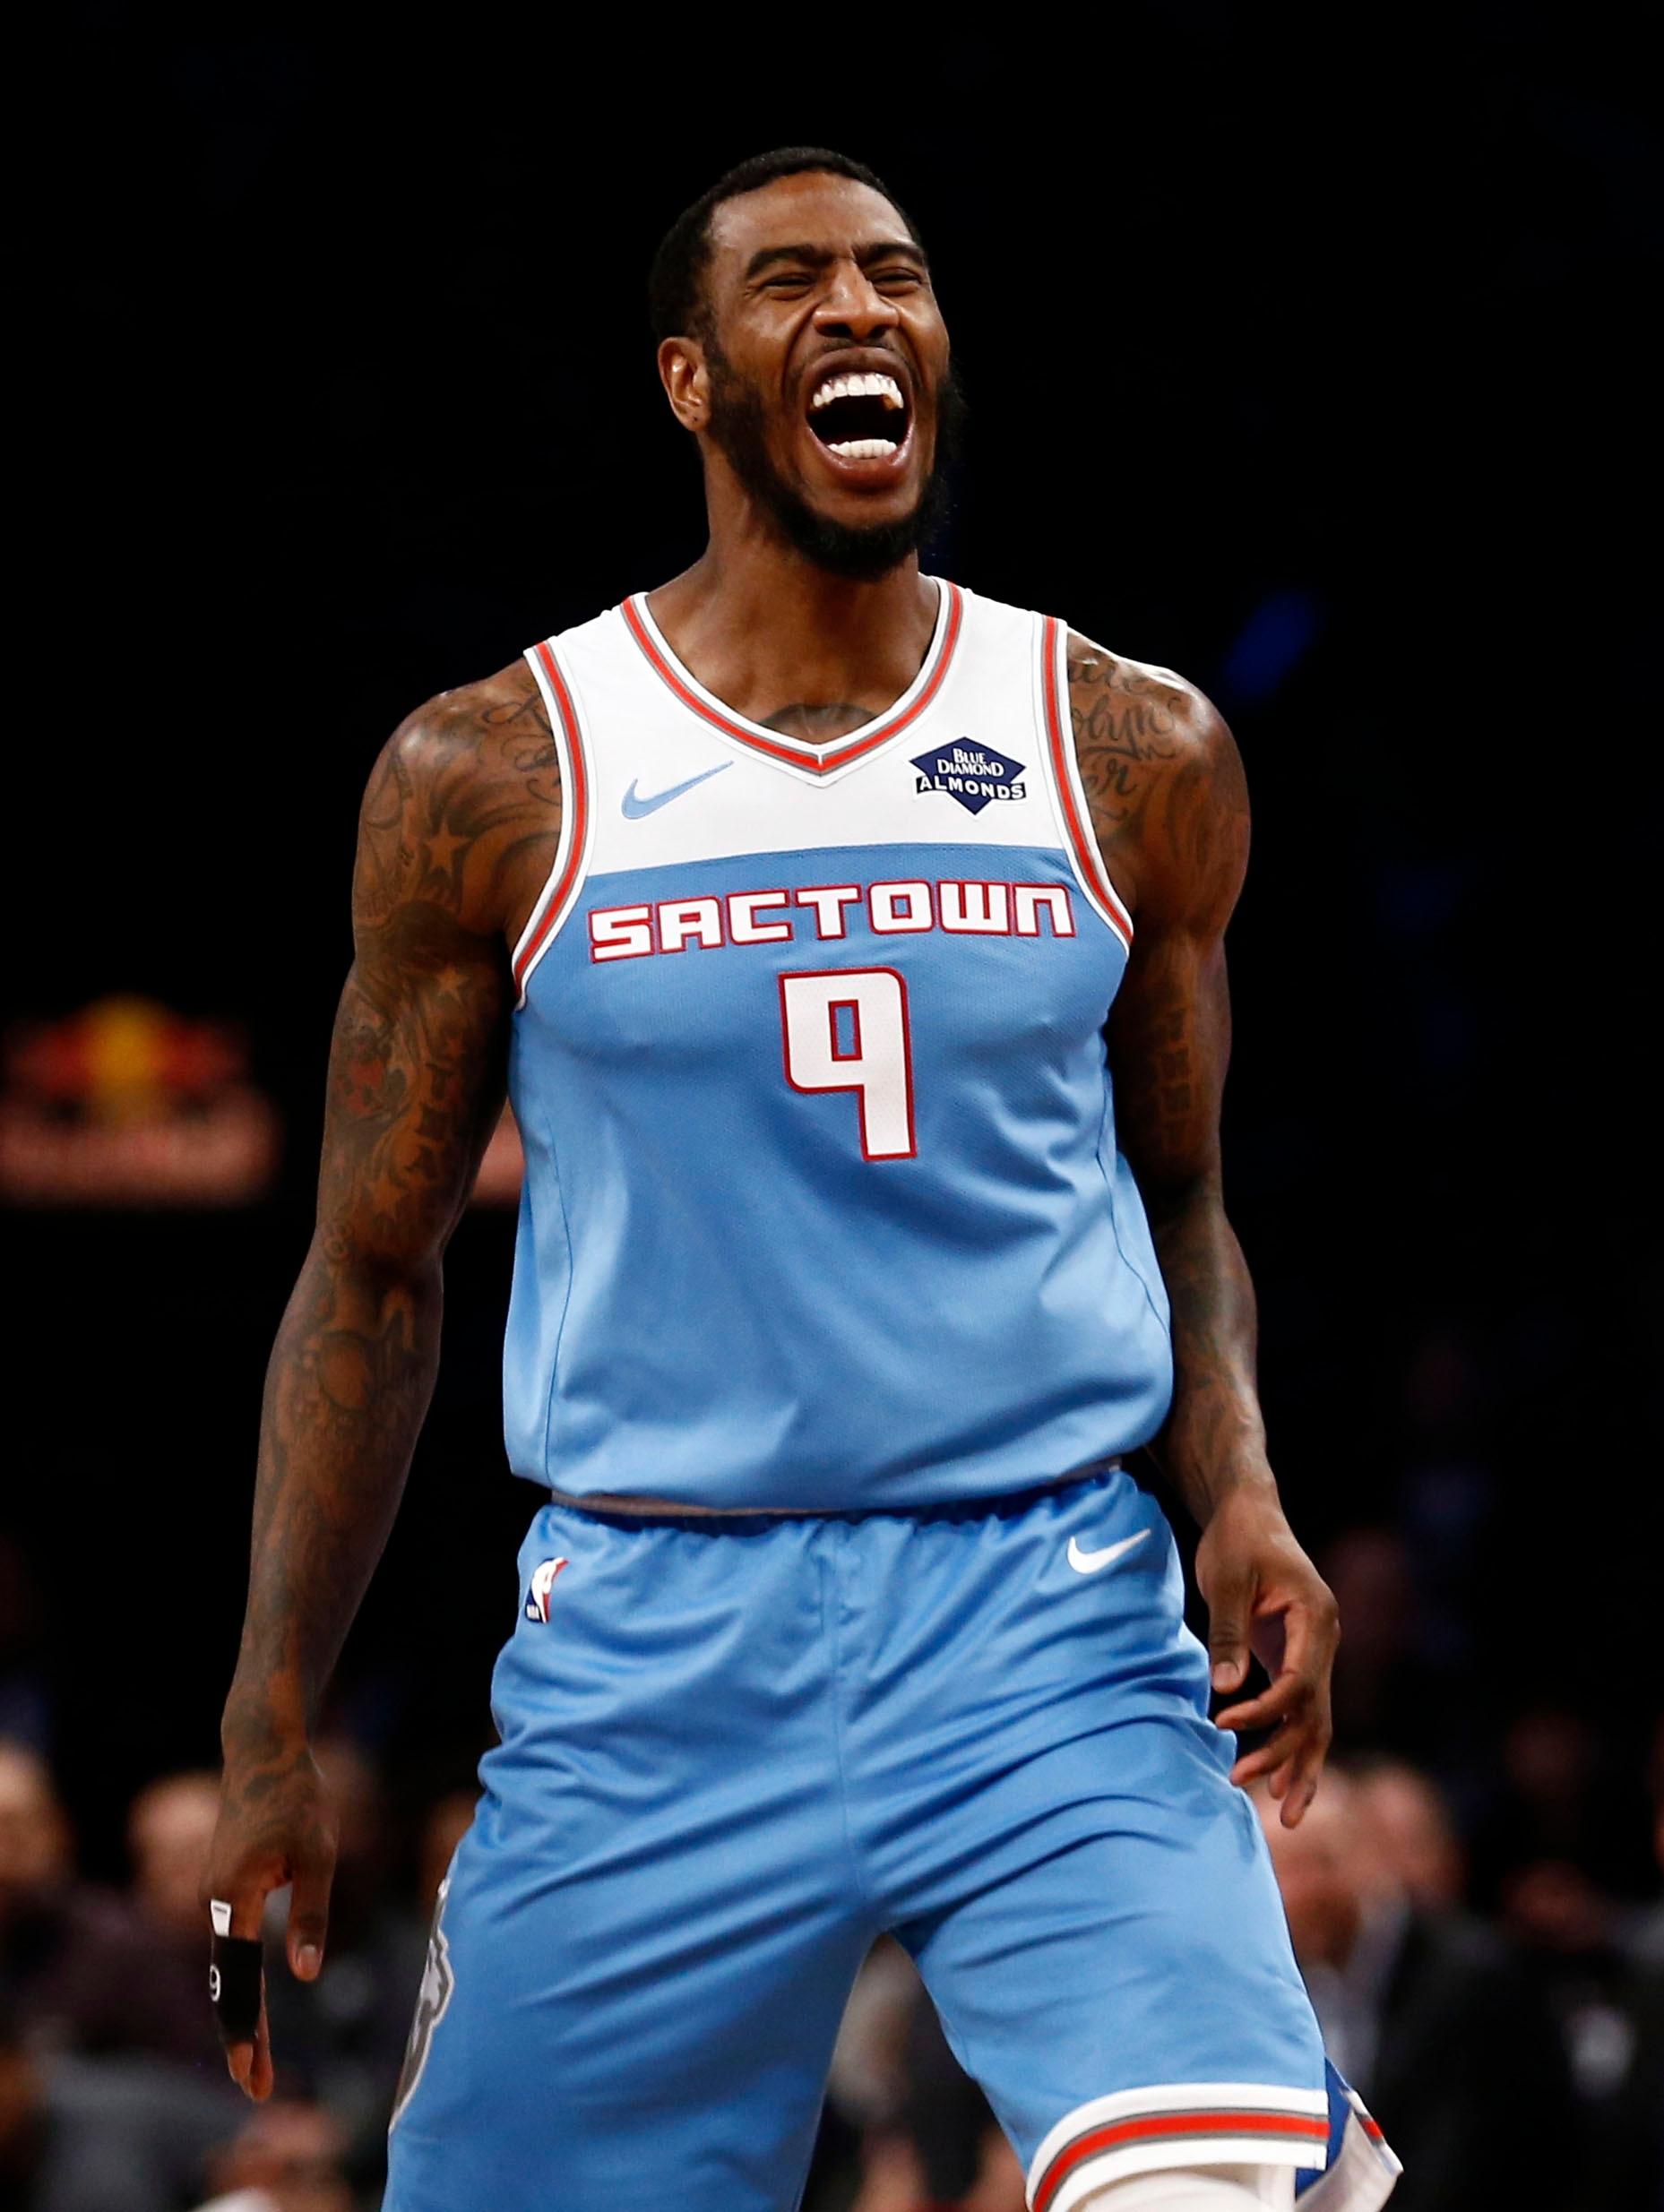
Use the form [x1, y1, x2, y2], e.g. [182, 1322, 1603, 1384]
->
[743, 239, 929, 282]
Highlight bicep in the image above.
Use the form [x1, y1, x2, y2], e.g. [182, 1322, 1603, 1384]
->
[1085, 676, 1249, 1200]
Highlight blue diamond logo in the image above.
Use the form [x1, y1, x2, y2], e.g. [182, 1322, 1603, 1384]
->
[911, 741, 1028, 816]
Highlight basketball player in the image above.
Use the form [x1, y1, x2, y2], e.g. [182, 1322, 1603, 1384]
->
[205, 150, 1401, 2212]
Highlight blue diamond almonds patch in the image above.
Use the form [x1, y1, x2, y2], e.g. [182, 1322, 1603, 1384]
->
[911, 742, 1028, 815]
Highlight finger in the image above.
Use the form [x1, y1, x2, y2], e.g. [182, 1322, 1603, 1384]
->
[1214, 1670, 1311, 1734]
[1268, 1593, 1333, 1687]
[1278, 1762, 1323, 1828]
[228, 1995, 274, 2100]
[1221, 1588, 1335, 1731]
[248, 1998, 274, 2100]
[1278, 1719, 1332, 1827]
[219, 1882, 268, 1942]
[209, 1886, 268, 2076]
[1229, 1718, 1314, 1790]
[287, 1838, 336, 1982]
[1206, 1567, 1254, 1694]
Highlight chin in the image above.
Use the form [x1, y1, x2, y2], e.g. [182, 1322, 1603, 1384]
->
[777, 495, 935, 583]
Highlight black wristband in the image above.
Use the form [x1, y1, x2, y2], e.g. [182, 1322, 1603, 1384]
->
[208, 1901, 263, 2044]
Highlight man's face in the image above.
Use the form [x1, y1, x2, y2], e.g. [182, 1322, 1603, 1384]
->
[669, 172, 957, 578]
[0, 1746, 68, 1909]
[1259, 1786, 1367, 1971]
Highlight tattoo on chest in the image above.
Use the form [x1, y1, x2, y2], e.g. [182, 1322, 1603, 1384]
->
[760, 702, 874, 743]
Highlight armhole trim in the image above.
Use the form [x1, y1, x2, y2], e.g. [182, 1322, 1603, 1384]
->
[1036, 614, 1134, 952]
[511, 638, 591, 1006]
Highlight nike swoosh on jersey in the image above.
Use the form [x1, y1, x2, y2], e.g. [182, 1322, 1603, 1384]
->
[620, 762, 732, 818]
[1065, 1529, 1151, 1575]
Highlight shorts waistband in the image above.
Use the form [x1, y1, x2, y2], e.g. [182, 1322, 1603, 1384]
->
[545, 1457, 1126, 1528]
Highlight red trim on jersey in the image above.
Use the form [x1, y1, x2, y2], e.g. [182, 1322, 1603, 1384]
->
[514, 641, 589, 992]
[1040, 615, 1133, 952]
[1033, 2109, 1329, 2212]
[623, 583, 964, 775]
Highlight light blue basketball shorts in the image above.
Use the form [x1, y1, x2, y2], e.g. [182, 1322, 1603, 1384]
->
[385, 1467, 1399, 2212]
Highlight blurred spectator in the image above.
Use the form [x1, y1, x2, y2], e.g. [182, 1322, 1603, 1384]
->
[820, 1940, 1024, 2212]
[892, 1993, 1022, 2212]
[1350, 1757, 1466, 1911]
[414, 1789, 476, 1919]
[1472, 1705, 1656, 1914]
[1486, 1713, 1664, 2207]
[132, 1770, 220, 1940]
[1468, 1700, 1659, 2177]
[0, 1741, 148, 2058]
[0, 1746, 69, 1931]
[119, 1770, 231, 2071]
[1319, 1528, 1439, 1759]
[194, 2099, 353, 2212]
[261, 1740, 426, 2186]
[0, 1989, 238, 2212]
[1260, 1767, 1577, 2211]
[826, 1938, 918, 2136]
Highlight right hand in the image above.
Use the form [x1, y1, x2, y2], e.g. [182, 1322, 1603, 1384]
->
[203, 1743, 339, 2098]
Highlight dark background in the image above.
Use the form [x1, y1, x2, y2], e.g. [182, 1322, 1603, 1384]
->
[6, 8, 1659, 1904]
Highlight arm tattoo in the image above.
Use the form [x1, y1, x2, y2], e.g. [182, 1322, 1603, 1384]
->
[223, 667, 558, 1770]
[1066, 633, 1270, 1519]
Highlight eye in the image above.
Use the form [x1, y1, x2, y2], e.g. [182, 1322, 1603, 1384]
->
[871, 265, 925, 292]
[763, 271, 815, 295]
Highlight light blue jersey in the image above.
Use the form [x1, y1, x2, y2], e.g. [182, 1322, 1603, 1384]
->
[503, 581, 1172, 1509]
[385, 584, 1401, 2212]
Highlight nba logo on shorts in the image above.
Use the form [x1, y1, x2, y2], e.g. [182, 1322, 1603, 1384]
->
[524, 1557, 569, 1622]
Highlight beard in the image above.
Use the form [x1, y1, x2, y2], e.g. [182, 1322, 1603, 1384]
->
[703, 340, 965, 583]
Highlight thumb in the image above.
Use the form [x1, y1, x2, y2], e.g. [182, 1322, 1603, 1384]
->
[1206, 1564, 1254, 1694]
[286, 1834, 336, 1983]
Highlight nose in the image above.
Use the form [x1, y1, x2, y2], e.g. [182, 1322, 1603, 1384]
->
[812, 258, 900, 343]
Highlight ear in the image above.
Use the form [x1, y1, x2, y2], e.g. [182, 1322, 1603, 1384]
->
[658, 336, 710, 432]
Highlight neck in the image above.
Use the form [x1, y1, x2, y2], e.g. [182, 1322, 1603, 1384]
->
[647, 503, 939, 738]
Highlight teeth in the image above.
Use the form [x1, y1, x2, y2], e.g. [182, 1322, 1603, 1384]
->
[810, 370, 906, 411]
[828, 437, 900, 460]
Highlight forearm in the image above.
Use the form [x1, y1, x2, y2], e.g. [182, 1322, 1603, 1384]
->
[1145, 1175, 1276, 1524]
[221, 1232, 442, 1762]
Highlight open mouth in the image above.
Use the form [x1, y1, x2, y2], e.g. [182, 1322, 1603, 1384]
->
[806, 368, 910, 461]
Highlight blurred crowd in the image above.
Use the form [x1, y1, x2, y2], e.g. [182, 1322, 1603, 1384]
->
[4, 1525, 1663, 2211]
[804, 1741, 1664, 2212]
[0, 1733, 470, 2212]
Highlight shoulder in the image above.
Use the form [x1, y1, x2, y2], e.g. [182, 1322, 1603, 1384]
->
[1065, 630, 1246, 926]
[357, 658, 561, 944]
[371, 658, 556, 809]
[1065, 630, 1236, 789]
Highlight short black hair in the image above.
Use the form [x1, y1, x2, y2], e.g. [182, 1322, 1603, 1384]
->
[648, 146, 924, 345]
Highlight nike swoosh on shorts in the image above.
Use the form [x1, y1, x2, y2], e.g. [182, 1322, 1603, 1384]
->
[620, 762, 732, 818]
[1065, 1529, 1151, 1574]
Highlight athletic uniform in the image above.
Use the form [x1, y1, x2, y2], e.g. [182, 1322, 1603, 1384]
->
[384, 583, 1401, 2212]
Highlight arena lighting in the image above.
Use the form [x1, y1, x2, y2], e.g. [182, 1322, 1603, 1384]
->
[0, 997, 279, 1206]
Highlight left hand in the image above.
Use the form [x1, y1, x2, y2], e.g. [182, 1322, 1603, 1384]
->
[1194, 1484, 1339, 1826]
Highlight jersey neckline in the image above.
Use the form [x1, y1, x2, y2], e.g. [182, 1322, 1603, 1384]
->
[620, 577, 963, 779]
